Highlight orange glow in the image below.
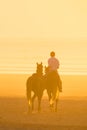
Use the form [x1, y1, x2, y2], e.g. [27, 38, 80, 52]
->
[0, 0, 87, 97]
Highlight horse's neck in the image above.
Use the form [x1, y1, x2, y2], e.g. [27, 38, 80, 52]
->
[45, 70, 49, 75]
[36, 69, 42, 76]
[32, 72, 43, 77]
[37, 72, 43, 77]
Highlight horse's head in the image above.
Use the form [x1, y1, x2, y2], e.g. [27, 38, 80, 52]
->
[45, 66, 50, 74]
[36, 62, 43, 75]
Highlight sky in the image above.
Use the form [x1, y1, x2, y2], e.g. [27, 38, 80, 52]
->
[0, 0, 87, 74]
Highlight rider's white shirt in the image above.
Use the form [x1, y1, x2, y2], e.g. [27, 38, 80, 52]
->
[48, 57, 60, 71]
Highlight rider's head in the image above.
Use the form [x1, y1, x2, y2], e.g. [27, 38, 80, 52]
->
[50, 51, 55, 57]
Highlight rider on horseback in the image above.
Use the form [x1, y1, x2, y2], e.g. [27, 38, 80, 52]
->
[48, 51, 62, 92]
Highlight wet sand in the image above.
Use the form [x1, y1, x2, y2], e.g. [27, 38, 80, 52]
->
[0, 97, 87, 130]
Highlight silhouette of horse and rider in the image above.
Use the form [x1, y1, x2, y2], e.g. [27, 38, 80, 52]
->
[26, 51, 62, 112]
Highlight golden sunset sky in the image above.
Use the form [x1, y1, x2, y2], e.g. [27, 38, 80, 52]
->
[0, 0, 87, 74]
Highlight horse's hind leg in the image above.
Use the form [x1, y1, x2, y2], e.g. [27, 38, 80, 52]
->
[50, 89, 58, 111]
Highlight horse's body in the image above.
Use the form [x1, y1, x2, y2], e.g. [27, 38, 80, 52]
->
[26, 63, 45, 112]
[45, 66, 61, 112]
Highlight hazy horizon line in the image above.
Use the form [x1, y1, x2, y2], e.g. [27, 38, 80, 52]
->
[0, 71, 87, 75]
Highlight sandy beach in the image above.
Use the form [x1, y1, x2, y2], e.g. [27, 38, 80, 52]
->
[1, 0, 87, 129]
[0, 74, 87, 129]
[0, 97, 87, 130]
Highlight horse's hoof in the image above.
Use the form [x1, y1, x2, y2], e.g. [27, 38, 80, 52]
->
[27, 109, 32, 114]
[38, 109, 41, 113]
[55, 109, 57, 112]
[50, 104, 54, 108]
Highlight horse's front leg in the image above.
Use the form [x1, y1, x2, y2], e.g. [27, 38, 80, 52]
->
[27, 91, 32, 113]
[31, 94, 36, 111]
[55, 99, 58, 112]
[28, 98, 32, 113]
[47, 90, 52, 105]
[38, 96, 42, 112]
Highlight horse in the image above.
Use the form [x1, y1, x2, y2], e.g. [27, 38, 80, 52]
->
[45, 66, 62, 112]
[26, 62, 45, 113]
